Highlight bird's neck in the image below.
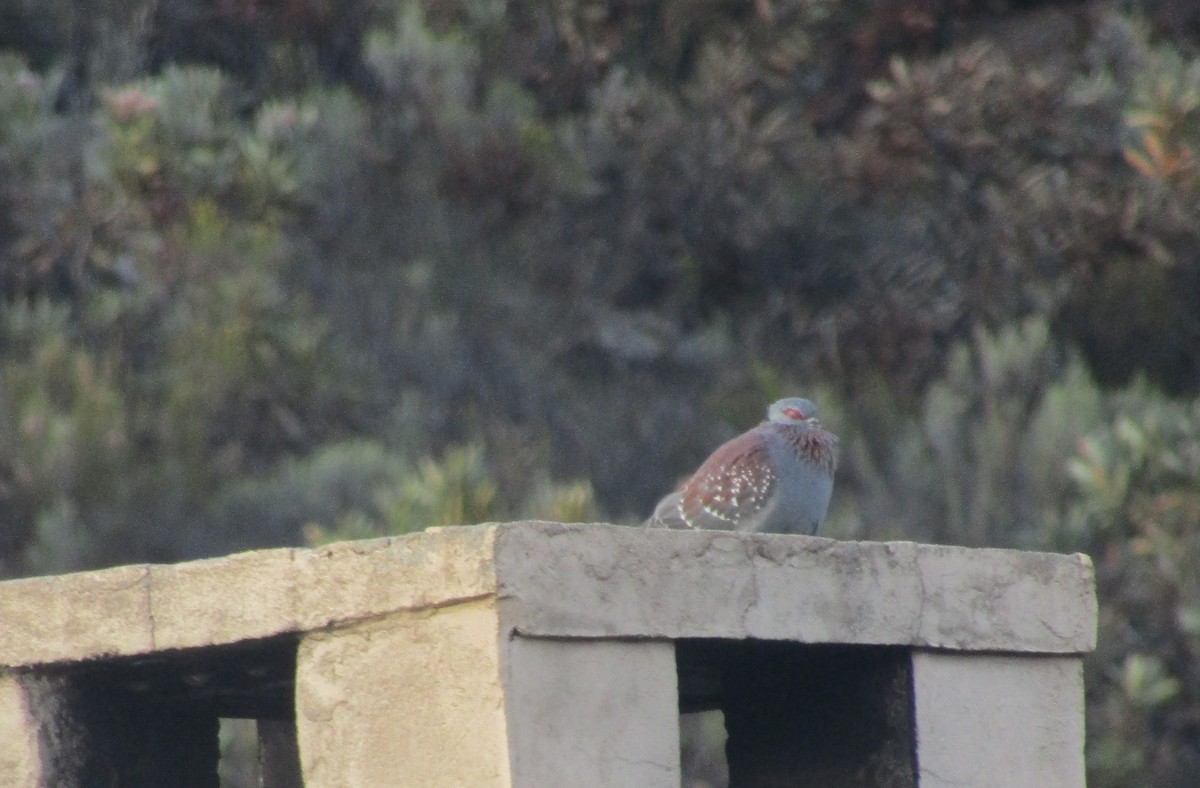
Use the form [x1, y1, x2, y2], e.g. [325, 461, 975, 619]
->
[771, 423, 837, 473]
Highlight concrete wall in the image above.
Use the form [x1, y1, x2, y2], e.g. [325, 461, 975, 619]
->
[0, 522, 1097, 786]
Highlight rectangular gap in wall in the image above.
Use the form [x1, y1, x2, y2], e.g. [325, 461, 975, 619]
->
[675, 640, 916, 788]
[219, 718, 260, 787]
[218, 716, 303, 788]
[22, 633, 299, 787]
[680, 709, 728, 788]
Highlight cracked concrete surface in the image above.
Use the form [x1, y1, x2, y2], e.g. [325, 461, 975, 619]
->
[0, 522, 1095, 668]
[0, 521, 1096, 787]
[491, 523, 1096, 653]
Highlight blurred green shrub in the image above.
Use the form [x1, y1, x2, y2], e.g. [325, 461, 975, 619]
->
[299, 441, 597, 545]
[0, 60, 369, 570]
[0, 301, 130, 573]
[1064, 393, 1200, 786]
[1124, 46, 1200, 189]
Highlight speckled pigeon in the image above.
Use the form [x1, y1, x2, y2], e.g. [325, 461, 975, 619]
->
[644, 397, 838, 534]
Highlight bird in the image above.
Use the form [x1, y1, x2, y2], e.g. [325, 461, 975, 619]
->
[644, 397, 838, 534]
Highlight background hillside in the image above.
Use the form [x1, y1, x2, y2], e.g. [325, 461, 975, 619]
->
[2, 1, 1199, 783]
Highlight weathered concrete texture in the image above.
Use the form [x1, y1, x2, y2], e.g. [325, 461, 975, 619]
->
[0, 674, 39, 788]
[491, 524, 1097, 653]
[0, 526, 498, 666]
[0, 523, 1098, 787]
[0, 564, 153, 667]
[504, 638, 680, 786]
[912, 651, 1086, 788]
[295, 605, 684, 787]
[295, 599, 512, 787]
[0, 523, 1096, 670]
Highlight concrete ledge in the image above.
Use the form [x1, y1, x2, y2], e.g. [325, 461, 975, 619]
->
[493, 524, 1096, 652]
[0, 526, 499, 667]
[0, 522, 1098, 787]
[0, 522, 1096, 669]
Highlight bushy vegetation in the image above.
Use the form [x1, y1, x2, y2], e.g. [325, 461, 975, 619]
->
[2, 1, 1199, 783]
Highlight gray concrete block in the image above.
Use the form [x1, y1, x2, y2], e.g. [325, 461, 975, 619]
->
[0, 522, 1097, 787]
[0, 565, 152, 666]
[295, 600, 512, 787]
[505, 638, 680, 787]
[492, 523, 1097, 653]
[0, 523, 1096, 670]
[295, 603, 682, 786]
[912, 651, 1086, 788]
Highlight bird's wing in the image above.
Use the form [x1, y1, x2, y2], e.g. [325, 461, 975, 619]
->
[644, 491, 689, 529]
[677, 430, 775, 530]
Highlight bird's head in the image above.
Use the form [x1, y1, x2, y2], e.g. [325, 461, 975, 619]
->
[767, 397, 820, 426]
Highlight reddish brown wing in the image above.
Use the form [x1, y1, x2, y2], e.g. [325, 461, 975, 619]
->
[677, 430, 775, 529]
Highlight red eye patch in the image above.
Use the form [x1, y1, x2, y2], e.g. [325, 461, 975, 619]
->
[782, 407, 807, 420]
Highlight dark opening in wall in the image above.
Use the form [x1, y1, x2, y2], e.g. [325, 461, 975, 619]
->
[18, 634, 299, 788]
[676, 640, 916, 788]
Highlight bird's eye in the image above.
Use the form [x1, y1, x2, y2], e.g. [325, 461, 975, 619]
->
[782, 407, 807, 421]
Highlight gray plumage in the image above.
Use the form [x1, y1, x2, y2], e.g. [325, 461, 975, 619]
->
[645, 397, 838, 534]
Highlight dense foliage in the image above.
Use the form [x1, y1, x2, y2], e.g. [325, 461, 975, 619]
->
[2, 0, 1199, 783]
